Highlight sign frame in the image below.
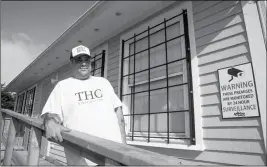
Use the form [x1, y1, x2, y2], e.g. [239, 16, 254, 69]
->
[217, 62, 260, 119]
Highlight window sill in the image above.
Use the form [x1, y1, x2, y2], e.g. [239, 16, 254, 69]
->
[127, 140, 204, 151]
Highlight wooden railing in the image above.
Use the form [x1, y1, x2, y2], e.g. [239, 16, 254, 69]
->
[1, 109, 186, 166]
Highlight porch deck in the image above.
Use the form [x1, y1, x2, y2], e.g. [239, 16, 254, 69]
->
[1, 150, 56, 166]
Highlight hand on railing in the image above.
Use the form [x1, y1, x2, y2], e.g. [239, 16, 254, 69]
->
[43, 113, 71, 142]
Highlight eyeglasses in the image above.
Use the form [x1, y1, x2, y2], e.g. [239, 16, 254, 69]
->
[73, 57, 91, 63]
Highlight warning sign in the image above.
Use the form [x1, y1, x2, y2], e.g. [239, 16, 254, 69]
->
[218, 63, 260, 119]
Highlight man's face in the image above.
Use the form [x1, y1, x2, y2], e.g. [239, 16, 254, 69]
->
[71, 55, 91, 79]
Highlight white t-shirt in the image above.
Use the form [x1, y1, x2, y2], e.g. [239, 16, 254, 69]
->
[41, 76, 123, 165]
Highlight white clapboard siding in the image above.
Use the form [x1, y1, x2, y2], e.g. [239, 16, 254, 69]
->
[194, 1, 239, 22]
[198, 43, 249, 66]
[201, 104, 222, 117]
[199, 54, 250, 75]
[204, 140, 265, 154]
[201, 94, 220, 106]
[195, 14, 243, 39]
[193, 1, 265, 165]
[49, 143, 67, 164]
[194, 3, 242, 30]
[202, 116, 261, 127]
[193, 1, 222, 14]
[203, 128, 263, 140]
[107, 65, 119, 76]
[194, 151, 266, 165]
[197, 34, 247, 56]
[107, 36, 121, 93]
[192, 1, 204, 8]
[200, 83, 219, 95]
[196, 23, 245, 48]
[199, 72, 218, 86]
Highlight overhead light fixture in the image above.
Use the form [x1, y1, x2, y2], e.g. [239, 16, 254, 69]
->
[115, 12, 122, 16]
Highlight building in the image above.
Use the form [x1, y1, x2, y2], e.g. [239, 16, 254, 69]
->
[3, 1, 266, 165]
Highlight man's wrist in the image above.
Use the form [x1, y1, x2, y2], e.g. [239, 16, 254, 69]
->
[43, 113, 61, 125]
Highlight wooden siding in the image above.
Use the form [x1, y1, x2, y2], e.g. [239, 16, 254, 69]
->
[107, 36, 121, 95]
[26, 1, 266, 166]
[102, 1, 266, 165]
[193, 0, 266, 165]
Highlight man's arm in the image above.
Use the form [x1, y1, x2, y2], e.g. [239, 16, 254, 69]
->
[41, 113, 70, 142]
[115, 106, 127, 144]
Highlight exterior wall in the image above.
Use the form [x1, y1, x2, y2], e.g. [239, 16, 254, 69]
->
[107, 36, 121, 95]
[105, 1, 266, 165]
[192, 1, 265, 165]
[257, 0, 266, 46]
[18, 1, 266, 165]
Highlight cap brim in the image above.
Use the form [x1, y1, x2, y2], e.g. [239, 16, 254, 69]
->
[72, 54, 91, 59]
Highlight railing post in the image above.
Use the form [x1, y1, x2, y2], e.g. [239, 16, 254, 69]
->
[27, 127, 42, 165]
[3, 117, 19, 165]
[0, 112, 5, 164]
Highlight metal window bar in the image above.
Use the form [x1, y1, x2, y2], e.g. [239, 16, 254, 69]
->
[147, 26, 151, 143]
[123, 57, 186, 78]
[92, 55, 96, 76]
[124, 33, 185, 60]
[124, 12, 184, 42]
[90, 50, 106, 77]
[164, 18, 170, 144]
[23, 88, 35, 116]
[122, 82, 188, 96]
[131, 34, 136, 141]
[124, 109, 190, 116]
[120, 9, 195, 144]
[101, 50, 106, 77]
[15, 93, 25, 113]
[182, 9, 195, 145]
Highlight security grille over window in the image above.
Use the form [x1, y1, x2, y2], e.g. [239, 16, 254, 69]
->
[23, 87, 36, 116]
[90, 50, 106, 77]
[13, 92, 26, 149]
[15, 93, 25, 113]
[120, 10, 195, 144]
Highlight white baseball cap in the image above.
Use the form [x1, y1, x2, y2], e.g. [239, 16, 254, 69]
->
[70, 45, 91, 59]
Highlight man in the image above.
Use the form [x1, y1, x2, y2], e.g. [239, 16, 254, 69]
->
[41, 45, 127, 166]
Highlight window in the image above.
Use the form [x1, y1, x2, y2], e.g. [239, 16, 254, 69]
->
[21, 86, 36, 150]
[15, 92, 25, 113]
[14, 92, 26, 149]
[23, 87, 36, 116]
[120, 10, 195, 145]
[90, 50, 106, 77]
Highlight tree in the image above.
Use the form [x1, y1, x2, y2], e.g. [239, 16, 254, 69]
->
[1, 83, 16, 110]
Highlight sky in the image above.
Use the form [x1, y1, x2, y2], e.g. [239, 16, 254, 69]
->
[1, 1, 96, 85]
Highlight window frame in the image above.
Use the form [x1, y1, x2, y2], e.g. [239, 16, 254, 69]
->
[22, 84, 37, 117]
[14, 91, 27, 114]
[125, 16, 191, 140]
[118, 1, 203, 150]
[90, 43, 109, 78]
[22, 84, 37, 150]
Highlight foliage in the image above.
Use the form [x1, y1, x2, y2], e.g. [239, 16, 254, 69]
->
[1, 83, 16, 110]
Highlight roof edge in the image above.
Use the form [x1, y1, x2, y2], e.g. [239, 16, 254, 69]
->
[4, 1, 105, 92]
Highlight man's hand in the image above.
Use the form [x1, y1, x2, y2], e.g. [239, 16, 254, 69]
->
[42, 113, 71, 142]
